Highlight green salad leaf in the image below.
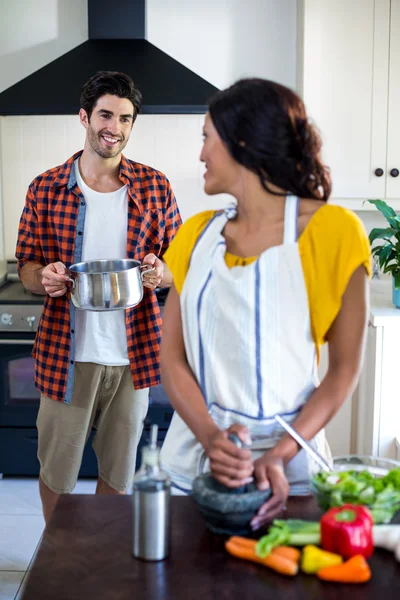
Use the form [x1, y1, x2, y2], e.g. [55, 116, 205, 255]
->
[311, 466, 400, 523]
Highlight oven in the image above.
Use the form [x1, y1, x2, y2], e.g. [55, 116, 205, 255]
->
[0, 281, 173, 477]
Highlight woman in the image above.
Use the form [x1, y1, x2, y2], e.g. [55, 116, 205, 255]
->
[159, 78, 371, 529]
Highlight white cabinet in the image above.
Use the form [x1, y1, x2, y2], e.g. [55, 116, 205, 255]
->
[298, 0, 400, 208]
[352, 284, 400, 460]
[386, 0, 400, 199]
[319, 345, 353, 456]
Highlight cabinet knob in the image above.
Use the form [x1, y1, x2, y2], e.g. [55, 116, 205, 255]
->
[374, 168, 384, 177]
[390, 168, 399, 178]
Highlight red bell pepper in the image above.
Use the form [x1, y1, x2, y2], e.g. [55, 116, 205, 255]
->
[320, 504, 374, 559]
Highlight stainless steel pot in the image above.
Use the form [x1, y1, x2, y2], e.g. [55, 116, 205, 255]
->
[67, 259, 155, 311]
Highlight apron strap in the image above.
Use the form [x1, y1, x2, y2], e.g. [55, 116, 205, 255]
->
[283, 195, 299, 244]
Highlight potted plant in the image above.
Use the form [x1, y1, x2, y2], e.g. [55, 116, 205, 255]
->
[368, 199, 400, 308]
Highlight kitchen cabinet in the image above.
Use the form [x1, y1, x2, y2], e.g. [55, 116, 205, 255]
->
[298, 0, 400, 209]
[320, 345, 353, 456]
[352, 280, 400, 460]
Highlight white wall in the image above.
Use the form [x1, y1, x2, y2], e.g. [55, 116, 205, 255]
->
[0, 114, 228, 260]
[0, 0, 88, 93]
[147, 0, 297, 89]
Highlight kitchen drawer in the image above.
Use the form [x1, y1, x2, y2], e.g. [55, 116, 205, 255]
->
[0, 426, 170, 477]
[0, 427, 98, 477]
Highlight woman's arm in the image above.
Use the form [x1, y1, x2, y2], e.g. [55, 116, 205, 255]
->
[270, 264, 369, 461]
[161, 284, 253, 487]
[250, 264, 369, 527]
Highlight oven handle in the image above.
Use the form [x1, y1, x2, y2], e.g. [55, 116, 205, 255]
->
[0, 339, 34, 345]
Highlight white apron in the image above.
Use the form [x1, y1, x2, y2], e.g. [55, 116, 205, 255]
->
[160, 196, 331, 494]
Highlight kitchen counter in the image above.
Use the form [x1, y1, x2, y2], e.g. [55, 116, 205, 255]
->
[370, 279, 400, 326]
[20, 495, 400, 599]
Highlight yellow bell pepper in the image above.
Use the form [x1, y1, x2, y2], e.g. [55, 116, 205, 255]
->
[301, 545, 343, 574]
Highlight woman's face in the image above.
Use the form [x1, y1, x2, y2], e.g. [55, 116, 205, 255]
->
[200, 113, 239, 195]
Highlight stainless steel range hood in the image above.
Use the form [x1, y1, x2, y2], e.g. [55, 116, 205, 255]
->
[0, 0, 218, 115]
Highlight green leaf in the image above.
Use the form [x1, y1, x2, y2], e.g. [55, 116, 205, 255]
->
[367, 199, 400, 228]
[394, 272, 400, 290]
[383, 264, 400, 274]
[379, 245, 396, 269]
[369, 228, 398, 245]
[371, 244, 394, 258]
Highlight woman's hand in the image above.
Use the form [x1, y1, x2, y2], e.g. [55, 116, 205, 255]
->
[206, 425, 254, 489]
[250, 453, 289, 530]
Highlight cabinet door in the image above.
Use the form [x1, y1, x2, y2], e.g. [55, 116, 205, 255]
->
[386, 0, 400, 198]
[300, 0, 390, 199]
[377, 323, 400, 458]
[353, 324, 383, 456]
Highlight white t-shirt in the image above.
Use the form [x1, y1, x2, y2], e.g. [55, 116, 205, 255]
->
[74, 159, 130, 365]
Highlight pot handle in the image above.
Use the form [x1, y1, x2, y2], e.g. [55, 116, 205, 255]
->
[139, 264, 156, 280]
[66, 277, 76, 289]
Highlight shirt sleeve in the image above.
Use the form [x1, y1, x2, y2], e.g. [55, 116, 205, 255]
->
[15, 182, 45, 271]
[160, 179, 183, 258]
[163, 210, 217, 294]
[299, 205, 372, 356]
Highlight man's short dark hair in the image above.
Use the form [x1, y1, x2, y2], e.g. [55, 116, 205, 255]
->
[80, 71, 142, 122]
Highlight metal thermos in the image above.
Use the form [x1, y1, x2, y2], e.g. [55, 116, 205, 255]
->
[132, 424, 171, 561]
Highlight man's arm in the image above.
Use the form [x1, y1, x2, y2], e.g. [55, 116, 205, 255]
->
[19, 262, 46, 294]
[159, 260, 172, 288]
[141, 179, 181, 290]
[20, 261, 70, 297]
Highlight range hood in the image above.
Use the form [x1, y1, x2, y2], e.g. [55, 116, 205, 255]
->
[0, 0, 218, 115]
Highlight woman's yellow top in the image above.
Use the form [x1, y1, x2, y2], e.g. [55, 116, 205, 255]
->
[163, 204, 371, 359]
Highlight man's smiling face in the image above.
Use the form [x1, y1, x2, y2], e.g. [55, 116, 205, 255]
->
[80, 94, 135, 159]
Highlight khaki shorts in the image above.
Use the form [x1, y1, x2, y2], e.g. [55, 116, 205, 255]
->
[37, 363, 149, 494]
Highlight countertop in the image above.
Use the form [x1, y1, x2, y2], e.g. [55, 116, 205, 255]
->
[20, 495, 400, 600]
[370, 279, 400, 326]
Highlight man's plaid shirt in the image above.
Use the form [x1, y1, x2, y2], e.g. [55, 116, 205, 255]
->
[16, 151, 182, 403]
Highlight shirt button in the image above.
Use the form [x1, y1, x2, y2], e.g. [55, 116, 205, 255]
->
[70, 360, 74, 365]
[81, 200, 85, 206]
[78, 231, 82, 236]
[71, 329, 75, 334]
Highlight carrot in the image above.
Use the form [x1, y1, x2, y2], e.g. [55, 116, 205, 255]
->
[271, 546, 301, 563]
[225, 539, 299, 576]
[228, 536, 257, 550]
[228, 536, 301, 563]
[317, 555, 372, 583]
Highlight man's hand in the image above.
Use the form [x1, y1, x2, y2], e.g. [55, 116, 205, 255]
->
[41, 262, 70, 297]
[250, 454, 289, 530]
[142, 253, 164, 290]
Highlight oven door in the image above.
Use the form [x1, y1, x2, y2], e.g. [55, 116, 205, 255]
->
[0, 333, 39, 427]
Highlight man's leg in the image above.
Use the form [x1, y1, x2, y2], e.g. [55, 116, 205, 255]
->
[96, 477, 126, 495]
[39, 476, 60, 524]
[94, 366, 149, 494]
[36, 364, 104, 522]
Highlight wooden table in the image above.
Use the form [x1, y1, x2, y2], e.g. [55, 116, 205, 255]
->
[21, 495, 400, 599]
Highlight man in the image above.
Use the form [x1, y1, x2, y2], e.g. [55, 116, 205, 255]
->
[16, 71, 182, 523]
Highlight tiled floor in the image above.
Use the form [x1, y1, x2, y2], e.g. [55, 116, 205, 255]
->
[0, 477, 96, 600]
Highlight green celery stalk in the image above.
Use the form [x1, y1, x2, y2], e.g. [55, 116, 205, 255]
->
[256, 520, 321, 558]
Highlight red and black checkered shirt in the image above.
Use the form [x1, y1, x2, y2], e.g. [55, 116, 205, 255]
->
[16, 151, 182, 402]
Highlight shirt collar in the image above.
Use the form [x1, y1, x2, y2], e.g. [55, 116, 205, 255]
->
[51, 151, 138, 199]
